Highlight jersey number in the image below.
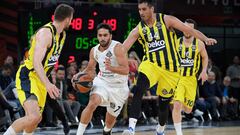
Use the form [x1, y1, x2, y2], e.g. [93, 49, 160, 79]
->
[114, 106, 121, 113]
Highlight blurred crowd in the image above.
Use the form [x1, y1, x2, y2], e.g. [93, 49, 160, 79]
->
[1, 53, 240, 131]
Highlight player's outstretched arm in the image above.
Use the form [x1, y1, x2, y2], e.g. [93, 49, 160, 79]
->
[164, 15, 217, 45]
[33, 28, 59, 99]
[198, 40, 208, 85]
[105, 43, 129, 75]
[123, 26, 139, 52]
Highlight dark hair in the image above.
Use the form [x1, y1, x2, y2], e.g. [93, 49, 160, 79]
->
[54, 4, 74, 22]
[96, 23, 112, 34]
[185, 19, 197, 29]
[56, 66, 65, 72]
[138, 0, 154, 7]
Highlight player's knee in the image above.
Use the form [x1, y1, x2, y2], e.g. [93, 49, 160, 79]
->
[173, 101, 182, 111]
[87, 96, 101, 111]
[86, 101, 98, 111]
[27, 113, 41, 126]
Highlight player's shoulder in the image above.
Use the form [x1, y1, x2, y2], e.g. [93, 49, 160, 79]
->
[112, 40, 124, 51]
[196, 39, 205, 51]
[36, 27, 52, 39]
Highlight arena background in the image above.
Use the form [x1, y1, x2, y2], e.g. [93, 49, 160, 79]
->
[0, 0, 240, 135]
[0, 0, 239, 71]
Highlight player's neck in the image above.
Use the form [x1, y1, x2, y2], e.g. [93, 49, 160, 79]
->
[53, 21, 64, 34]
[145, 14, 155, 26]
[183, 36, 194, 47]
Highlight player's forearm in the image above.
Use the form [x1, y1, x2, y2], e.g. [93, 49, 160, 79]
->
[123, 41, 132, 52]
[33, 62, 50, 86]
[201, 55, 208, 72]
[109, 66, 129, 75]
[192, 29, 208, 43]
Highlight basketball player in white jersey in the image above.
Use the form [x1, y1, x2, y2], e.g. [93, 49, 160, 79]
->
[73, 23, 129, 135]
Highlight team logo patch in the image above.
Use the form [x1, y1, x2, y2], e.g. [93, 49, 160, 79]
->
[142, 27, 147, 35]
[185, 51, 190, 58]
[162, 89, 168, 95]
[110, 102, 116, 109]
[106, 51, 112, 58]
[156, 22, 162, 29]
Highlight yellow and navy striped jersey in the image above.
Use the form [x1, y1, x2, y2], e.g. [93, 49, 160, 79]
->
[176, 37, 201, 76]
[138, 13, 180, 72]
[24, 22, 66, 76]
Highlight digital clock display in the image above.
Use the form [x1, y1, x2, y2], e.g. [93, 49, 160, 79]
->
[19, 5, 140, 64]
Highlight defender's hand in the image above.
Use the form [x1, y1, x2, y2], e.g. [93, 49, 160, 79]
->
[205, 38, 217, 45]
[198, 70, 208, 85]
[46, 82, 59, 99]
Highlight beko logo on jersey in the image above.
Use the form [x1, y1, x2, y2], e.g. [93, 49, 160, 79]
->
[148, 40, 165, 52]
[181, 58, 194, 67]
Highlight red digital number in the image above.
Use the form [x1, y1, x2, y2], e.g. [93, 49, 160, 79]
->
[88, 19, 94, 30]
[103, 19, 117, 31]
[74, 18, 82, 30]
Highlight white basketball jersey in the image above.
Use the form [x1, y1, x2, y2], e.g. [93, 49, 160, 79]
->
[93, 40, 128, 84]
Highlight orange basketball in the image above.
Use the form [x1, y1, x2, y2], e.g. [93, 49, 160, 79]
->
[73, 73, 93, 93]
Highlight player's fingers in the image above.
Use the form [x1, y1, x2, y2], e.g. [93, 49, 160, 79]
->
[54, 87, 60, 98]
[49, 90, 55, 99]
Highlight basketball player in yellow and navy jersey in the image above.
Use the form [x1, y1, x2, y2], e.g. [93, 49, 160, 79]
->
[4, 4, 74, 135]
[172, 19, 208, 135]
[122, 0, 217, 135]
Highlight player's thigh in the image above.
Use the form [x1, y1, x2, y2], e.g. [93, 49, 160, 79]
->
[157, 68, 180, 98]
[183, 76, 197, 109]
[173, 77, 186, 103]
[90, 77, 108, 105]
[138, 61, 161, 88]
[107, 86, 129, 117]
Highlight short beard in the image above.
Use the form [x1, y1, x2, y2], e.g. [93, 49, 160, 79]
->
[100, 40, 110, 48]
[184, 35, 192, 39]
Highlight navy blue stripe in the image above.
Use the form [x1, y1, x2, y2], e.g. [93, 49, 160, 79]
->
[19, 66, 31, 98]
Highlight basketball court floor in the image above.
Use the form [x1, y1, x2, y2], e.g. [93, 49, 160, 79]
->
[4, 120, 239, 135]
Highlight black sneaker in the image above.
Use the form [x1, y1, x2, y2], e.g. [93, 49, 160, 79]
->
[63, 123, 70, 135]
[103, 129, 112, 135]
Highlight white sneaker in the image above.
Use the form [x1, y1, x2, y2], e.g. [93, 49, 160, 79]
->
[149, 117, 158, 124]
[194, 109, 204, 117]
[191, 117, 199, 122]
[122, 127, 135, 135]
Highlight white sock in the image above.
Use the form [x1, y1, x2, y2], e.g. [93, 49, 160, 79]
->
[156, 124, 165, 133]
[128, 118, 137, 131]
[3, 126, 16, 135]
[23, 131, 34, 135]
[77, 122, 87, 135]
[103, 126, 111, 132]
[174, 123, 183, 135]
